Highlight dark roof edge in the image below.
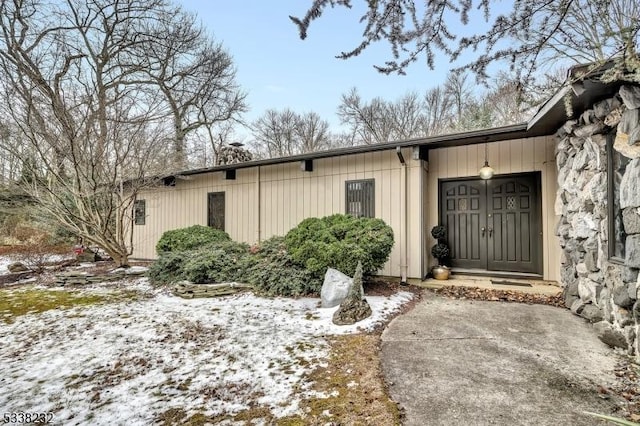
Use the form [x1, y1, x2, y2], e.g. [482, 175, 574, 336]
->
[179, 123, 530, 177]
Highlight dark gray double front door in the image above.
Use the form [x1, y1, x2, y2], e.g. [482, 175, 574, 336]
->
[439, 173, 542, 274]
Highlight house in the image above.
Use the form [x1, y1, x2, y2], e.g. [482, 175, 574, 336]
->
[132, 124, 559, 282]
[132, 65, 640, 356]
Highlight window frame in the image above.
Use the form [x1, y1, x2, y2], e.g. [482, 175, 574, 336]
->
[345, 179, 375, 218]
[607, 132, 629, 263]
[133, 199, 146, 226]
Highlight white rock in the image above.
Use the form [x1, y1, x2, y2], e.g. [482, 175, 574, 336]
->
[320, 268, 353, 308]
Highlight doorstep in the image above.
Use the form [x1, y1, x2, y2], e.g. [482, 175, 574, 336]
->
[417, 274, 562, 296]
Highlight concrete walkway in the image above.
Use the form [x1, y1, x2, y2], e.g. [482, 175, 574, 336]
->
[381, 293, 619, 426]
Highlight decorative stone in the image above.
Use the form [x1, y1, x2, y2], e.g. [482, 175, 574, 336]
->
[570, 299, 585, 315]
[620, 159, 640, 208]
[571, 213, 597, 239]
[576, 262, 589, 276]
[633, 300, 640, 320]
[574, 122, 605, 138]
[593, 321, 628, 349]
[321, 268, 353, 308]
[593, 98, 614, 119]
[578, 278, 599, 304]
[622, 208, 640, 234]
[554, 192, 565, 216]
[332, 263, 371, 325]
[584, 250, 599, 272]
[605, 106, 624, 127]
[622, 267, 639, 284]
[580, 304, 604, 323]
[7, 262, 29, 273]
[562, 120, 578, 135]
[619, 85, 640, 109]
[585, 172, 607, 204]
[614, 307, 634, 328]
[613, 284, 634, 308]
[625, 235, 640, 268]
[614, 108, 640, 159]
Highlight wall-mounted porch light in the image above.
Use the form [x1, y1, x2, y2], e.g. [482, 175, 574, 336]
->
[479, 144, 494, 180]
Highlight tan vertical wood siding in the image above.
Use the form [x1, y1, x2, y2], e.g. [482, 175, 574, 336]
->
[132, 149, 423, 278]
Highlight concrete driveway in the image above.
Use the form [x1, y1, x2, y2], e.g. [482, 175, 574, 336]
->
[381, 292, 620, 426]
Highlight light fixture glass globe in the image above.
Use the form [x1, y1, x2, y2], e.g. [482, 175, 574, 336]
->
[479, 161, 494, 180]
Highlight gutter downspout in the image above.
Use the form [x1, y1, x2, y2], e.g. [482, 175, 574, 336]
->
[257, 165, 261, 242]
[396, 147, 408, 284]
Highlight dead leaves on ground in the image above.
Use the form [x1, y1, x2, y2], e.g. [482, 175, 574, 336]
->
[430, 285, 565, 307]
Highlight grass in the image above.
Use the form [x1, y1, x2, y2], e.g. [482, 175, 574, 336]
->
[0, 287, 140, 323]
[282, 334, 402, 425]
[156, 333, 402, 425]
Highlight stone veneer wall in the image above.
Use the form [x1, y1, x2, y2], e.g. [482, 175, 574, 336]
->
[557, 84, 640, 359]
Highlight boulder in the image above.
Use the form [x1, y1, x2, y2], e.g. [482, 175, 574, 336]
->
[7, 262, 29, 273]
[619, 85, 640, 109]
[613, 284, 634, 308]
[332, 262, 372, 325]
[579, 304, 604, 323]
[593, 321, 628, 349]
[321, 268, 353, 308]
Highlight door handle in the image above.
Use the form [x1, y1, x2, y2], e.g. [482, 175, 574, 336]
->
[488, 228, 493, 238]
[481, 227, 486, 237]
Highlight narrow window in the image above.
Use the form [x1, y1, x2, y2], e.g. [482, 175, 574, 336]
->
[345, 179, 375, 218]
[607, 133, 630, 261]
[207, 192, 225, 231]
[133, 200, 146, 225]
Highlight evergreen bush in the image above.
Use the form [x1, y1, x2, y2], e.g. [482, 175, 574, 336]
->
[155, 225, 230, 254]
[182, 241, 253, 284]
[284, 214, 394, 278]
[245, 236, 321, 296]
[148, 250, 190, 284]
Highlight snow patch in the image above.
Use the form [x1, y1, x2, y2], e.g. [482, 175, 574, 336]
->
[0, 287, 413, 424]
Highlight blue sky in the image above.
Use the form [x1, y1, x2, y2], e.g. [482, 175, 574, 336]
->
[177, 1, 503, 136]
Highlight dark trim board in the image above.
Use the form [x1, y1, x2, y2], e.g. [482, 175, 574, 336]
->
[438, 172, 543, 275]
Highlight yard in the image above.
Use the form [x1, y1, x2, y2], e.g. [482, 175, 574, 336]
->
[0, 258, 415, 425]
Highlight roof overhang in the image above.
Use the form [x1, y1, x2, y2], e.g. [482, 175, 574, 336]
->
[177, 123, 533, 178]
[527, 61, 623, 135]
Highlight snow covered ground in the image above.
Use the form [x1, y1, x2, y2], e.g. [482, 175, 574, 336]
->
[0, 257, 11, 274]
[0, 278, 413, 425]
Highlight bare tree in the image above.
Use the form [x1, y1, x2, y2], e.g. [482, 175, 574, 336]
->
[291, 0, 640, 83]
[0, 0, 242, 266]
[139, 11, 247, 167]
[423, 86, 455, 136]
[250, 109, 332, 158]
[295, 112, 332, 153]
[337, 88, 428, 144]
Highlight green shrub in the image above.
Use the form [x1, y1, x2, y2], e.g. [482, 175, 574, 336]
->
[148, 250, 191, 284]
[284, 214, 394, 278]
[245, 236, 321, 296]
[182, 241, 253, 284]
[155, 225, 230, 254]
